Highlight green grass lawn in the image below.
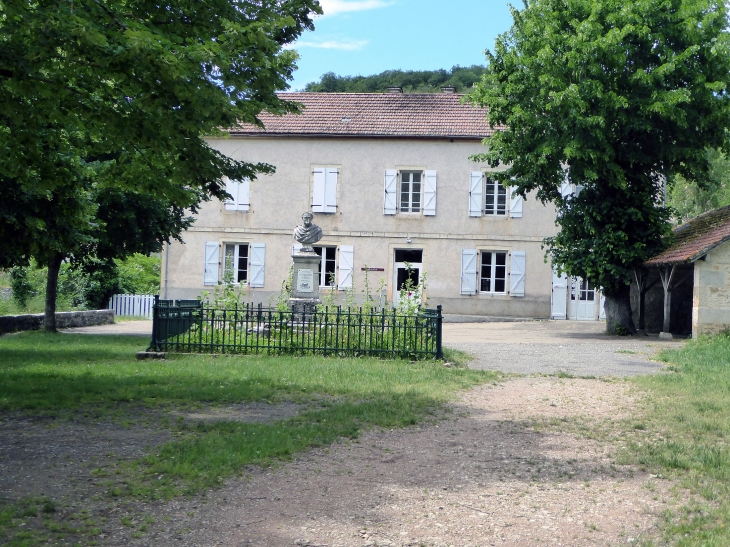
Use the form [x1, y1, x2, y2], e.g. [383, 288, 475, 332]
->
[0, 332, 496, 500]
[623, 334, 730, 546]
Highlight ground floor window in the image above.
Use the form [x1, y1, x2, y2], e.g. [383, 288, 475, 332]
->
[480, 251, 507, 293]
[223, 243, 249, 284]
[313, 246, 337, 287]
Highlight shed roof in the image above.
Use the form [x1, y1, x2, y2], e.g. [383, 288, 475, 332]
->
[230, 92, 496, 139]
[645, 205, 730, 266]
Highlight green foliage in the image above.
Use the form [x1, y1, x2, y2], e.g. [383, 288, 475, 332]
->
[304, 65, 487, 93]
[1, 255, 161, 315]
[470, 0, 730, 299]
[115, 254, 161, 296]
[669, 149, 730, 222]
[9, 267, 32, 309]
[0, 332, 497, 499]
[0, 0, 321, 324]
[624, 333, 730, 544]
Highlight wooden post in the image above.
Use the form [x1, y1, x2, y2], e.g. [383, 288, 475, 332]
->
[659, 265, 676, 338]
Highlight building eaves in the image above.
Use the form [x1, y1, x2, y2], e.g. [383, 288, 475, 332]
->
[645, 205, 730, 266]
[229, 92, 496, 140]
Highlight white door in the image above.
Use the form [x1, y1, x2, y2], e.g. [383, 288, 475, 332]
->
[568, 277, 598, 320]
[551, 271, 568, 319]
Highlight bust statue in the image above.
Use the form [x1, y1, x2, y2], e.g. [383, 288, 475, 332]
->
[293, 212, 323, 252]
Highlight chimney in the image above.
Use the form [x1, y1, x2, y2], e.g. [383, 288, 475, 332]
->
[386, 86, 403, 94]
[440, 86, 456, 94]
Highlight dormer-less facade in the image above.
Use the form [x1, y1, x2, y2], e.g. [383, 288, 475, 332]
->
[161, 92, 560, 317]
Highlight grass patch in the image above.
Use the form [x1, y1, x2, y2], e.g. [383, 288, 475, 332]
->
[620, 333, 730, 545]
[0, 332, 498, 500]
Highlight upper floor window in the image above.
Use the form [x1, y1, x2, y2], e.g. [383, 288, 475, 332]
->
[312, 167, 338, 214]
[469, 172, 522, 218]
[384, 169, 437, 216]
[400, 171, 422, 213]
[484, 177, 507, 216]
[224, 178, 250, 212]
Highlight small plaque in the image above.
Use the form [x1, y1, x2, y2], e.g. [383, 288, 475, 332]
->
[297, 269, 314, 293]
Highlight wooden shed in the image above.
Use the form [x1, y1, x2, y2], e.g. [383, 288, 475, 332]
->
[634, 206, 730, 338]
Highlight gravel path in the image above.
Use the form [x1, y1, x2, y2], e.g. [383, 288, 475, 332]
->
[444, 321, 685, 377]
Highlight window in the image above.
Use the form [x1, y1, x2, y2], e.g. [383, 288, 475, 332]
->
[468, 172, 522, 218]
[485, 176, 507, 216]
[400, 171, 422, 213]
[223, 244, 249, 284]
[480, 251, 507, 293]
[312, 167, 338, 213]
[313, 246, 337, 287]
[224, 178, 250, 212]
[384, 170, 436, 216]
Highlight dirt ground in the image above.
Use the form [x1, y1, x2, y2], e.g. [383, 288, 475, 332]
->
[1, 321, 685, 546]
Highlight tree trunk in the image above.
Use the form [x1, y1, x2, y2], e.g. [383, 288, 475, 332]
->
[604, 284, 637, 335]
[44, 253, 62, 333]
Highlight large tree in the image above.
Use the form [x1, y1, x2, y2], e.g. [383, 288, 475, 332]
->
[0, 0, 321, 330]
[470, 0, 730, 333]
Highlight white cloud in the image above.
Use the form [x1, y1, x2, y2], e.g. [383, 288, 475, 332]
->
[288, 39, 369, 51]
[318, 0, 392, 16]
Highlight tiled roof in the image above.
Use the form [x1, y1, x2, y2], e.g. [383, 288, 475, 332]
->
[645, 205, 730, 266]
[230, 92, 496, 139]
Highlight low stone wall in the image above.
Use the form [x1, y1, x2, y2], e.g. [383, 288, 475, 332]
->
[0, 310, 114, 335]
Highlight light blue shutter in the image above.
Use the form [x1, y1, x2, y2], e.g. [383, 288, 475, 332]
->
[383, 170, 397, 215]
[510, 251, 526, 297]
[469, 172, 483, 217]
[461, 249, 478, 295]
[224, 178, 237, 210]
[338, 245, 354, 290]
[509, 186, 523, 218]
[324, 168, 338, 213]
[204, 242, 219, 285]
[249, 243, 266, 288]
[237, 179, 250, 211]
[312, 168, 326, 213]
[423, 170, 437, 216]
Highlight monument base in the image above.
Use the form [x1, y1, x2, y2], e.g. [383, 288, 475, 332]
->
[289, 298, 321, 322]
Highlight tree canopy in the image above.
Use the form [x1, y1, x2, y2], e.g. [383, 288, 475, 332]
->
[303, 65, 487, 93]
[0, 0, 321, 329]
[470, 0, 730, 333]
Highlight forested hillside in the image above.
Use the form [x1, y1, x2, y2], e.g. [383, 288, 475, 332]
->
[303, 66, 486, 93]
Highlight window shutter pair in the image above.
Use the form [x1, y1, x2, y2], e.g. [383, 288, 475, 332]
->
[224, 178, 250, 211]
[460, 249, 526, 297]
[383, 170, 437, 215]
[469, 172, 523, 218]
[203, 242, 265, 287]
[312, 168, 338, 213]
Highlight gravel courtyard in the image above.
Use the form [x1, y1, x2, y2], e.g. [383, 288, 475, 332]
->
[30, 320, 686, 546]
[444, 321, 682, 376]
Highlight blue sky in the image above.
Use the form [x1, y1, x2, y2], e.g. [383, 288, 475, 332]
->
[288, 0, 515, 90]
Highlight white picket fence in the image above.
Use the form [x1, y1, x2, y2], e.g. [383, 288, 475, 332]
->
[108, 294, 155, 319]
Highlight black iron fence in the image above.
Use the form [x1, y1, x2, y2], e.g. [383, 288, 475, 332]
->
[148, 297, 443, 359]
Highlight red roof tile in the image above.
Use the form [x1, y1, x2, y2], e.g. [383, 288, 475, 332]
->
[645, 205, 730, 266]
[230, 92, 496, 139]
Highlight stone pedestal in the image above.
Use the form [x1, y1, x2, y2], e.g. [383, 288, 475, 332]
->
[289, 250, 321, 320]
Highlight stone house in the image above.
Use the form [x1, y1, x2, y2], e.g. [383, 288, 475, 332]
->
[634, 205, 730, 337]
[161, 90, 584, 318]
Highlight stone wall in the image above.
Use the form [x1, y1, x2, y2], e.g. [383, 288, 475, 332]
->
[0, 310, 114, 335]
[693, 241, 730, 337]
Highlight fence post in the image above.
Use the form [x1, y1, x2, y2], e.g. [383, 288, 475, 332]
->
[436, 305, 444, 360]
[149, 295, 160, 351]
